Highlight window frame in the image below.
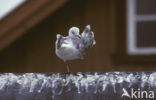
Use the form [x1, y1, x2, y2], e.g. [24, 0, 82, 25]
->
[112, 0, 156, 65]
[127, 0, 156, 55]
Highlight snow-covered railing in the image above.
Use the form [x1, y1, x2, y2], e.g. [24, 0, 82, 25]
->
[0, 72, 156, 100]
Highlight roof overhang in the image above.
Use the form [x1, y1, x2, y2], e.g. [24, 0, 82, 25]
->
[0, 0, 70, 52]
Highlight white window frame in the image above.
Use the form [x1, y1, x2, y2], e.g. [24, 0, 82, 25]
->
[127, 0, 156, 55]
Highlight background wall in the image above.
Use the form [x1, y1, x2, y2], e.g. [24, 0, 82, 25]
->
[0, 0, 156, 72]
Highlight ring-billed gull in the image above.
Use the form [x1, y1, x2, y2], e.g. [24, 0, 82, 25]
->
[55, 25, 96, 72]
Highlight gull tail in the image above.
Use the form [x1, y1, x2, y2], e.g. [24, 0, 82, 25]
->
[80, 25, 96, 52]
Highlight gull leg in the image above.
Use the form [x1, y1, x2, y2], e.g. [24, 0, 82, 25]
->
[66, 63, 70, 73]
[65, 62, 72, 73]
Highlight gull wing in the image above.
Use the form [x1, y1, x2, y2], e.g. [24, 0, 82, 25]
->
[80, 25, 96, 53]
[56, 34, 64, 49]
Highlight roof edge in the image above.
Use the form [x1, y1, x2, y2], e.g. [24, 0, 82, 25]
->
[0, 0, 70, 52]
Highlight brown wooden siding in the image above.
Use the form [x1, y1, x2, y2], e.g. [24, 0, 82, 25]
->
[0, 0, 156, 72]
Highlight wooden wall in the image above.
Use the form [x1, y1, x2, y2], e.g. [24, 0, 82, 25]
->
[0, 0, 156, 72]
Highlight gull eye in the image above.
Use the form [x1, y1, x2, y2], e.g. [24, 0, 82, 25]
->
[72, 31, 75, 35]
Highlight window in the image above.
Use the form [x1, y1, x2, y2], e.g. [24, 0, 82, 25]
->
[113, 0, 156, 64]
[127, 0, 156, 55]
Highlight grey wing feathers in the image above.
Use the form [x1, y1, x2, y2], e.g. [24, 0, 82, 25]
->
[56, 34, 63, 49]
[80, 25, 96, 53]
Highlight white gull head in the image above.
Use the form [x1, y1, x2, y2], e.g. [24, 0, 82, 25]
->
[55, 25, 96, 62]
[68, 27, 80, 37]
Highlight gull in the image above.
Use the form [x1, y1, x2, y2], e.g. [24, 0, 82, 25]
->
[55, 25, 96, 72]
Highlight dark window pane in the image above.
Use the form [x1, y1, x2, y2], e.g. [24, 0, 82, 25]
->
[136, 0, 156, 14]
[137, 21, 156, 47]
